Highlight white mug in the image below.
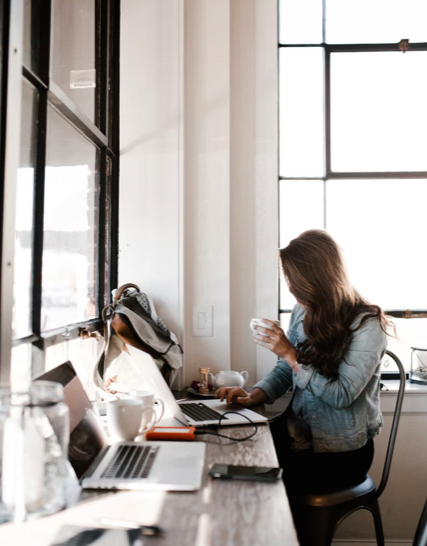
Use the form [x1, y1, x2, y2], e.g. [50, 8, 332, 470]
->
[107, 398, 156, 441]
[129, 390, 165, 431]
[250, 318, 281, 336]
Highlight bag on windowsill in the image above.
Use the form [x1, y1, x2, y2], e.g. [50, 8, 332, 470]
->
[93, 283, 183, 400]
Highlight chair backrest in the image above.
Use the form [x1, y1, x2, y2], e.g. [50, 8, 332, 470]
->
[375, 349, 406, 499]
[413, 498, 427, 546]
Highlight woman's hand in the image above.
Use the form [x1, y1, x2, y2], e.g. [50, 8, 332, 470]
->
[215, 387, 268, 406]
[253, 319, 298, 365]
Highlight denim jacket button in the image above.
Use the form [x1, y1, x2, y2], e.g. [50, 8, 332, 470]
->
[318, 444, 323, 450]
[312, 416, 317, 421]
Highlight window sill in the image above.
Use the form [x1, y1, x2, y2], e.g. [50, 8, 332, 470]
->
[381, 379, 427, 394]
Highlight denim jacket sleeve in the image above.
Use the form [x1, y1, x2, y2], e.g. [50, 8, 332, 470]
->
[252, 304, 303, 402]
[294, 317, 387, 409]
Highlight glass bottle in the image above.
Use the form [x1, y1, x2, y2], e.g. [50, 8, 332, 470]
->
[0, 381, 70, 522]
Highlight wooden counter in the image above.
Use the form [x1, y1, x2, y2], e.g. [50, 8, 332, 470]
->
[0, 418, 298, 546]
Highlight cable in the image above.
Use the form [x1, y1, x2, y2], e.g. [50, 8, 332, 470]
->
[194, 411, 258, 442]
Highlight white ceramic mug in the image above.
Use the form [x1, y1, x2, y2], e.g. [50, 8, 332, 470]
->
[129, 390, 165, 431]
[250, 318, 281, 336]
[107, 398, 156, 441]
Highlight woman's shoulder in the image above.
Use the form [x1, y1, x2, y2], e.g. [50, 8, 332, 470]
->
[286, 304, 306, 340]
[292, 303, 305, 319]
[350, 312, 387, 349]
[289, 303, 305, 325]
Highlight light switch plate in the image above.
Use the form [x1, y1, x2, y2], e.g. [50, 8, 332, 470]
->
[192, 305, 213, 337]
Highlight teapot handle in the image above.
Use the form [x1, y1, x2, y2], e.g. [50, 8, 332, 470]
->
[208, 372, 215, 388]
[241, 371, 249, 386]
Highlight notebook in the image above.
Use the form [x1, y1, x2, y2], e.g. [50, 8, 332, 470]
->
[108, 345, 269, 428]
[36, 363, 205, 492]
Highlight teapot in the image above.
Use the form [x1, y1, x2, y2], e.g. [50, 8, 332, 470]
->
[208, 370, 249, 389]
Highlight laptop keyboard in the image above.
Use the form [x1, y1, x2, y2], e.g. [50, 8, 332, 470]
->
[180, 402, 228, 422]
[101, 444, 159, 480]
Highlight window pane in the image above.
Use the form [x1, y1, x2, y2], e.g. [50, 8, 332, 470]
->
[280, 312, 292, 333]
[279, 48, 324, 177]
[331, 52, 427, 173]
[383, 319, 427, 372]
[279, 180, 324, 309]
[23, 0, 41, 75]
[42, 106, 98, 331]
[327, 179, 427, 310]
[279, 0, 323, 44]
[13, 80, 37, 339]
[326, 0, 427, 44]
[51, 0, 96, 124]
[45, 336, 101, 400]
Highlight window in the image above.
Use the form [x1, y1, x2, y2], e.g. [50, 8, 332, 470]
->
[278, 0, 427, 371]
[0, 0, 119, 393]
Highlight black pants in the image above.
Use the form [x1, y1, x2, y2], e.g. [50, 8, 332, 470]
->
[270, 411, 374, 542]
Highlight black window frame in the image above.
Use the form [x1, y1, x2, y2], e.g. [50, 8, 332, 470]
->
[278, 1, 427, 379]
[278, 0, 427, 321]
[0, 0, 119, 380]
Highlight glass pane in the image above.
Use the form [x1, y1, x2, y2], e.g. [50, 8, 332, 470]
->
[51, 0, 96, 124]
[327, 179, 427, 310]
[383, 319, 427, 372]
[331, 52, 427, 172]
[23, 0, 41, 75]
[13, 80, 37, 339]
[279, 312, 292, 333]
[42, 106, 98, 331]
[326, 0, 427, 44]
[279, 48, 324, 177]
[11, 344, 32, 390]
[279, 0, 323, 44]
[279, 180, 324, 309]
[45, 336, 101, 400]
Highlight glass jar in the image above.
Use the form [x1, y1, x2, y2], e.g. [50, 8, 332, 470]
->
[0, 381, 70, 522]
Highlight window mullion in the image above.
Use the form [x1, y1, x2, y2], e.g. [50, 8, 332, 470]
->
[96, 0, 109, 136]
[31, 86, 48, 337]
[97, 148, 106, 313]
[324, 47, 331, 177]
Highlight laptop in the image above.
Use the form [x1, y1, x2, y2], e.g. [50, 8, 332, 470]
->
[107, 345, 269, 428]
[36, 362, 205, 492]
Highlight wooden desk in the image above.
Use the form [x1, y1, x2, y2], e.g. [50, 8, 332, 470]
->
[0, 423, 298, 546]
[151, 421, 298, 546]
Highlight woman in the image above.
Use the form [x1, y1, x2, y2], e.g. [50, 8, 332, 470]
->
[215, 230, 391, 534]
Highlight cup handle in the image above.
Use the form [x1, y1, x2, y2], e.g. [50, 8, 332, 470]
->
[154, 398, 165, 423]
[139, 406, 156, 434]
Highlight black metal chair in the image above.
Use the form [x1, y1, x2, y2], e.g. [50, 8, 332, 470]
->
[413, 498, 427, 546]
[299, 350, 406, 546]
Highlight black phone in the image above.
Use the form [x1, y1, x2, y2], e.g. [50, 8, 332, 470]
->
[208, 464, 282, 482]
[50, 526, 142, 546]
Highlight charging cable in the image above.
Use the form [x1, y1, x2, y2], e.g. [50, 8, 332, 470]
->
[194, 411, 258, 442]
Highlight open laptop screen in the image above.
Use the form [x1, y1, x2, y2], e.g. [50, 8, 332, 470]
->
[36, 362, 108, 479]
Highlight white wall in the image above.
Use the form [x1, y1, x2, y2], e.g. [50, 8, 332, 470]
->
[119, 0, 184, 381]
[120, 0, 278, 387]
[183, 0, 232, 381]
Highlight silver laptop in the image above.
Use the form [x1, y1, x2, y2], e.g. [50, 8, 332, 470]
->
[36, 363, 205, 492]
[115, 345, 269, 428]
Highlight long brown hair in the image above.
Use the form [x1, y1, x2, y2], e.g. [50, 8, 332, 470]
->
[280, 230, 392, 380]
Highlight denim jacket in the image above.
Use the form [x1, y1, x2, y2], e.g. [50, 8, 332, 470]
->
[254, 304, 387, 453]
